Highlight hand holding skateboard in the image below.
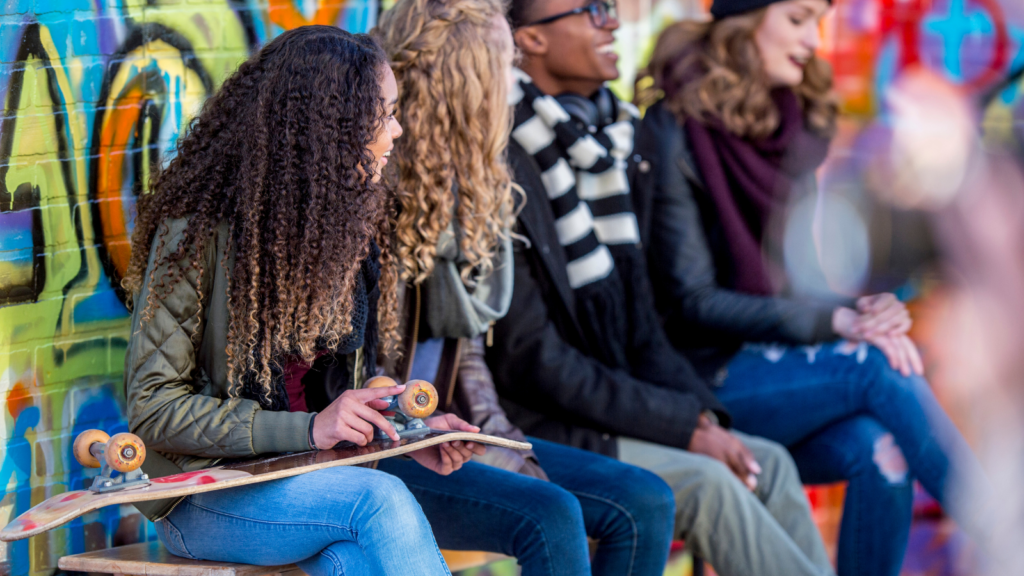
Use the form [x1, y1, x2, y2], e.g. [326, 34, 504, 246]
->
[313, 381, 410, 447]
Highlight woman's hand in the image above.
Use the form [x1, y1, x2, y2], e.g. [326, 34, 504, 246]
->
[409, 413, 486, 476]
[864, 332, 924, 377]
[855, 293, 912, 337]
[313, 385, 406, 448]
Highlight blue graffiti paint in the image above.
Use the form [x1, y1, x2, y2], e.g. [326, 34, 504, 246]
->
[0, 405, 40, 576]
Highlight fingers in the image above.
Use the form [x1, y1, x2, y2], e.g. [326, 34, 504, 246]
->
[856, 304, 908, 337]
[346, 385, 406, 402]
[349, 401, 400, 441]
[444, 414, 481, 433]
[857, 293, 896, 314]
[340, 411, 375, 445]
[900, 335, 925, 375]
[871, 335, 904, 374]
[445, 440, 475, 462]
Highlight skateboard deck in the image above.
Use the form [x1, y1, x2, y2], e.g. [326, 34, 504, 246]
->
[1, 431, 529, 542]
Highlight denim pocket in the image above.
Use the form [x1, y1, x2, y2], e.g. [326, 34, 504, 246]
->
[155, 517, 197, 560]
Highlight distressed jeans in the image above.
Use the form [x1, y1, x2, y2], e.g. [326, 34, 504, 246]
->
[155, 465, 451, 576]
[377, 437, 675, 576]
[717, 342, 989, 576]
[619, 432, 835, 576]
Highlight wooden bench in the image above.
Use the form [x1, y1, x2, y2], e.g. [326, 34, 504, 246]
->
[58, 541, 510, 575]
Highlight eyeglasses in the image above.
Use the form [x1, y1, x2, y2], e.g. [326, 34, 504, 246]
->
[522, 0, 618, 29]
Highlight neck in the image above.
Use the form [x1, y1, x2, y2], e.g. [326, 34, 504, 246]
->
[520, 60, 603, 97]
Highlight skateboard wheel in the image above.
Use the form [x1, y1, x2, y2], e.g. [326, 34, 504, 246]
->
[397, 380, 438, 419]
[73, 429, 110, 468]
[105, 433, 146, 473]
[365, 375, 398, 389]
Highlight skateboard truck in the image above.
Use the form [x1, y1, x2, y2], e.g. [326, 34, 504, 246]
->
[365, 378, 440, 440]
[73, 430, 150, 493]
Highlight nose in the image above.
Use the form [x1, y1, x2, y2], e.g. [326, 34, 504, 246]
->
[392, 118, 403, 139]
[604, 15, 621, 32]
[804, 23, 821, 50]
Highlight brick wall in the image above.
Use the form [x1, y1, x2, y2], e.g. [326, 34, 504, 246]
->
[0, 1, 1021, 576]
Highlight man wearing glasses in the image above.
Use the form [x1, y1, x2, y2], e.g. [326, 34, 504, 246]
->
[487, 1, 836, 575]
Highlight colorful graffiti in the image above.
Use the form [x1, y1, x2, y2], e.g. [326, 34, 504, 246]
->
[0, 2, 377, 575]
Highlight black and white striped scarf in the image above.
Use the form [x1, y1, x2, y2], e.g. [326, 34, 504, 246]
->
[509, 69, 641, 290]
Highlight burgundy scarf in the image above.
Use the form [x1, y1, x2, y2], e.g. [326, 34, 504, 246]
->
[684, 89, 829, 295]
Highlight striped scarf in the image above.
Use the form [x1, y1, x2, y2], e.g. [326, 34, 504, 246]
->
[509, 70, 641, 290]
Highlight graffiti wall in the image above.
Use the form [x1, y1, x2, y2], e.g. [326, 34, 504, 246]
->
[0, 2, 377, 575]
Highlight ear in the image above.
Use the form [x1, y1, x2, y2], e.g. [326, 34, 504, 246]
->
[513, 26, 548, 57]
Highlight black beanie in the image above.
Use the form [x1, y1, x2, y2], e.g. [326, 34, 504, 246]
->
[710, 0, 830, 20]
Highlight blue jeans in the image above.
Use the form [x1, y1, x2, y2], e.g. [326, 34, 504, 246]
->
[717, 342, 987, 576]
[155, 465, 450, 576]
[377, 437, 675, 576]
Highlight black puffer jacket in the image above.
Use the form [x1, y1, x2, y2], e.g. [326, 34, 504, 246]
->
[486, 133, 728, 458]
[633, 100, 848, 379]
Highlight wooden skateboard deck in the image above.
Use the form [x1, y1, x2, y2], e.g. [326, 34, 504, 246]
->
[2, 431, 529, 542]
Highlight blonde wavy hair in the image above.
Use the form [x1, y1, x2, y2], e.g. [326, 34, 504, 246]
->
[647, 10, 837, 140]
[376, 0, 515, 286]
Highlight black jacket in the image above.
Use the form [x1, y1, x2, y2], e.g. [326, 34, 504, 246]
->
[486, 129, 728, 458]
[633, 100, 846, 378]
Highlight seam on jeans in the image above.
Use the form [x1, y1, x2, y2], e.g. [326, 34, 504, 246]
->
[568, 490, 638, 576]
[403, 484, 558, 572]
[320, 545, 346, 576]
[160, 515, 198, 560]
[185, 499, 358, 537]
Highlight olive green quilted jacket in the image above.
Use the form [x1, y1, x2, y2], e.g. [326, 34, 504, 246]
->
[125, 218, 313, 521]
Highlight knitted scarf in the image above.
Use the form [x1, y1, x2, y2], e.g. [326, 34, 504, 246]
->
[509, 69, 641, 290]
[684, 89, 829, 295]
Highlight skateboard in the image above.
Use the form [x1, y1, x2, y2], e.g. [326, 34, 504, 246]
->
[1, 378, 531, 542]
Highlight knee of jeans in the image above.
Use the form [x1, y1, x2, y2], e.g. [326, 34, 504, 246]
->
[870, 432, 910, 485]
[366, 472, 421, 518]
[617, 466, 676, 519]
[534, 483, 586, 529]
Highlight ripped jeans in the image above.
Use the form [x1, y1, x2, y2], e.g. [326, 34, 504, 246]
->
[716, 342, 987, 576]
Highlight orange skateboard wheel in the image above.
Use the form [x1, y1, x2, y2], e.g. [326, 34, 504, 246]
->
[105, 433, 146, 473]
[398, 380, 438, 419]
[73, 429, 110, 468]
[365, 375, 398, 389]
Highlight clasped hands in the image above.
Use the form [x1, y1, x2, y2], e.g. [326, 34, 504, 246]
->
[312, 385, 486, 476]
[832, 293, 923, 376]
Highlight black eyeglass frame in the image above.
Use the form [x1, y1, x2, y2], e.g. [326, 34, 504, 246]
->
[521, 0, 618, 28]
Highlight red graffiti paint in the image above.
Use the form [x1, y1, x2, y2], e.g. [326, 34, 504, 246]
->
[6, 381, 33, 419]
[60, 492, 86, 503]
[196, 475, 216, 485]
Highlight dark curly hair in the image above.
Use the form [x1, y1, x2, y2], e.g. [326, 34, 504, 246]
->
[123, 25, 400, 402]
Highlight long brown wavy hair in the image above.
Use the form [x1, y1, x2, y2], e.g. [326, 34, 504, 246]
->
[123, 26, 400, 402]
[376, 0, 516, 286]
[648, 10, 837, 140]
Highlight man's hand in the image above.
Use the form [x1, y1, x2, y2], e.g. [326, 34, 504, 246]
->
[687, 414, 761, 490]
[409, 413, 486, 476]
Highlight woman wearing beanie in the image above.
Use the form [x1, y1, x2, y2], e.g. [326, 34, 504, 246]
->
[634, 1, 991, 574]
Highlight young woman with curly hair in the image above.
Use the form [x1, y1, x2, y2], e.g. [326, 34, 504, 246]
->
[372, 2, 675, 575]
[635, 1, 991, 573]
[122, 26, 473, 576]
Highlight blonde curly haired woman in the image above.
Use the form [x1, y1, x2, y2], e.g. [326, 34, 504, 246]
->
[635, 0, 991, 573]
[371, 1, 675, 575]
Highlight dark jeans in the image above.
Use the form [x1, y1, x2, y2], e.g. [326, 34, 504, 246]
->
[717, 342, 988, 576]
[377, 437, 675, 576]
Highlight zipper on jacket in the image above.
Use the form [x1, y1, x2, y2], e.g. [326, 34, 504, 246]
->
[486, 321, 495, 347]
